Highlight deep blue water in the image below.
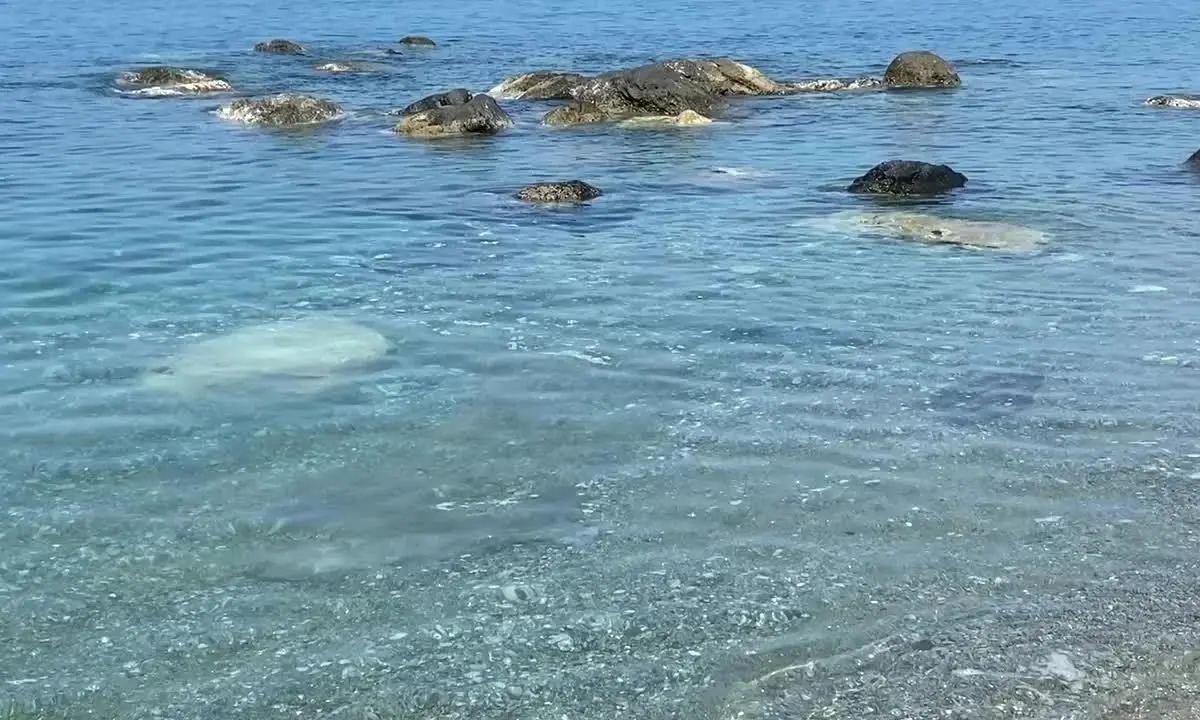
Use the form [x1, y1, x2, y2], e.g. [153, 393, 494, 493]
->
[4, 0, 1200, 717]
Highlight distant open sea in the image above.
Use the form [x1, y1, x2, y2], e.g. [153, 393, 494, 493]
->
[3, 0, 1200, 717]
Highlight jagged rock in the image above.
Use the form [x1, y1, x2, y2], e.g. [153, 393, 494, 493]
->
[255, 39, 305, 55]
[395, 94, 513, 137]
[118, 66, 232, 95]
[399, 88, 472, 116]
[399, 35, 436, 46]
[883, 51, 960, 88]
[1146, 95, 1200, 109]
[217, 94, 343, 127]
[847, 160, 967, 196]
[543, 101, 608, 127]
[516, 181, 603, 204]
[618, 109, 713, 127]
[490, 71, 589, 100]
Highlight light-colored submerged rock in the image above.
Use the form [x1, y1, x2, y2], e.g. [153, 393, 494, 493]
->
[217, 93, 343, 127]
[543, 101, 608, 127]
[141, 316, 390, 395]
[617, 109, 714, 127]
[1145, 94, 1200, 109]
[117, 66, 232, 96]
[313, 61, 371, 73]
[846, 211, 1047, 251]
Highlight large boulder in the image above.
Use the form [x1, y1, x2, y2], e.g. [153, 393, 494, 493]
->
[255, 39, 305, 55]
[1146, 95, 1200, 109]
[883, 51, 960, 88]
[217, 94, 343, 127]
[118, 66, 232, 95]
[399, 35, 436, 46]
[395, 94, 513, 137]
[399, 88, 472, 116]
[516, 180, 603, 204]
[543, 101, 608, 127]
[572, 62, 720, 118]
[847, 160, 967, 196]
[490, 71, 589, 100]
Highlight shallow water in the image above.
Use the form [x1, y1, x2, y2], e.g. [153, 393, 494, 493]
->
[4, 0, 1200, 717]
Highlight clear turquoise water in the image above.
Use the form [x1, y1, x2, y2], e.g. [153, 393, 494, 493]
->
[4, 0, 1200, 716]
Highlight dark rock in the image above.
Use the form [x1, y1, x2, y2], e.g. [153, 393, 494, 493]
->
[573, 62, 720, 118]
[883, 51, 960, 88]
[516, 181, 603, 204]
[254, 39, 305, 55]
[400, 88, 472, 116]
[568, 57, 790, 120]
[399, 35, 436, 46]
[217, 94, 342, 127]
[119, 67, 232, 95]
[1187, 149, 1200, 170]
[396, 94, 514, 137]
[491, 71, 589, 100]
[653, 57, 790, 96]
[543, 101, 608, 127]
[1146, 95, 1200, 109]
[847, 160, 967, 196]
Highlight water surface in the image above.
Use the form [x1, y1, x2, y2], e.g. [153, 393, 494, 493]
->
[4, 0, 1200, 717]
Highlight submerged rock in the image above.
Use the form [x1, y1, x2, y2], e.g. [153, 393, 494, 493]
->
[118, 66, 232, 96]
[255, 39, 305, 55]
[399, 88, 472, 116]
[490, 71, 589, 100]
[217, 94, 343, 127]
[617, 109, 714, 127]
[395, 94, 513, 137]
[1145, 94, 1200, 109]
[929, 369, 1045, 423]
[790, 77, 883, 93]
[141, 316, 390, 396]
[883, 51, 961, 88]
[314, 61, 369, 73]
[399, 35, 436, 46]
[848, 160, 967, 196]
[849, 211, 1046, 251]
[543, 101, 608, 127]
[516, 180, 603, 204]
